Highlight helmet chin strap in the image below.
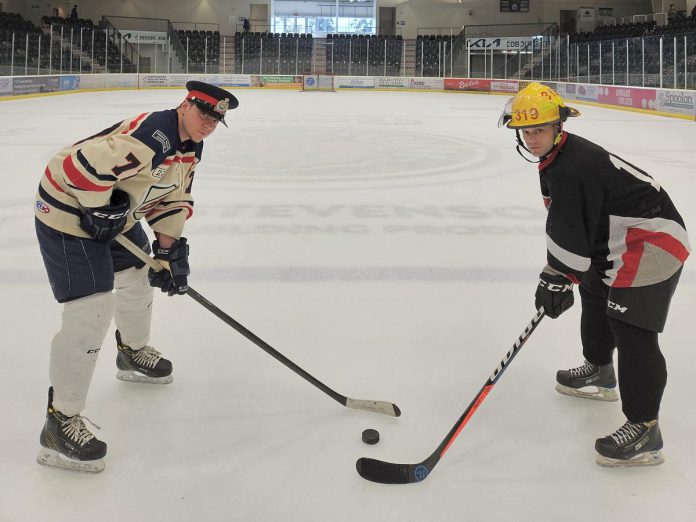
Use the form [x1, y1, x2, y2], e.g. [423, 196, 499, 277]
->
[514, 123, 563, 164]
[514, 130, 540, 163]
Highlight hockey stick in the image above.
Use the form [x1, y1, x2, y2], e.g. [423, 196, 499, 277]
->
[356, 308, 545, 483]
[115, 234, 401, 417]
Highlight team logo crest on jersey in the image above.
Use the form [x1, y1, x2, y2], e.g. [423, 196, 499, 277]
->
[152, 130, 171, 153]
[36, 200, 50, 213]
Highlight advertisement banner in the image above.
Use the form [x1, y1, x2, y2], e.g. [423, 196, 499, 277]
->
[0, 77, 12, 96]
[122, 30, 168, 45]
[215, 74, 252, 87]
[250, 75, 302, 88]
[468, 37, 532, 51]
[657, 89, 696, 117]
[555, 83, 576, 99]
[444, 78, 491, 92]
[106, 74, 139, 88]
[60, 75, 80, 91]
[376, 77, 408, 89]
[491, 80, 519, 93]
[12, 76, 59, 95]
[407, 77, 443, 90]
[141, 74, 170, 88]
[597, 86, 656, 111]
[575, 83, 599, 102]
[578, 7, 596, 22]
[77, 75, 107, 89]
[336, 76, 375, 89]
[168, 74, 193, 86]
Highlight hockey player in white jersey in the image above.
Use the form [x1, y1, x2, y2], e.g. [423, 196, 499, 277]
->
[34, 81, 239, 473]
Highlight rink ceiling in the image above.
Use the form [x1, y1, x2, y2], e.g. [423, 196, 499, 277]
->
[0, 88, 694, 522]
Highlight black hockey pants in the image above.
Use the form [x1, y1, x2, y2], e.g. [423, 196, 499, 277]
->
[578, 268, 681, 423]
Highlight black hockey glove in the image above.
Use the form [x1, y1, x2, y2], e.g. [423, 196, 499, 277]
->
[79, 188, 130, 243]
[535, 272, 574, 319]
[148, 238, 190, 296]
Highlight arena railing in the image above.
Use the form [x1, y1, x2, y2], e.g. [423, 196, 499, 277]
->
[1, 30, 695, 90]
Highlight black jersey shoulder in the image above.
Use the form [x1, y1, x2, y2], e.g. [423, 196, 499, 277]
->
[544, 133, 614, 182]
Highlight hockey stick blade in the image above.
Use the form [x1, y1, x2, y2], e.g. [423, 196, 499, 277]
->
[347, 399, 401, 417]
[356, 309, 545, 483]
[114, 234, 401, 418]
[356, 456, 436, 484]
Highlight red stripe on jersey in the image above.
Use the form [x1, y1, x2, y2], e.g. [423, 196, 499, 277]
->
[120, 113, 148, 135]
[565, 273, 580, 284]
[614, 227, 690, 286]
[159, 156, 195, 167]
[187, 90, 218, 106]
[44, 167, 65, 193]
[62, 155, 110, 192]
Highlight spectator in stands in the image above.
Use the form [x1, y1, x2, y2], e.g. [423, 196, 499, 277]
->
[691, 5, 696, 18]
[71, 5, 79, 23]
[668, 4, 679, 21]
[243, 18, 250, 33]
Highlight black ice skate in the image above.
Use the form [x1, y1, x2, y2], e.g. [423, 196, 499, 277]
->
[37, 387, 106, 474]
[116, 330, 173, 384]
[595, 420, 664, 467]
[555, 360, 618, 401]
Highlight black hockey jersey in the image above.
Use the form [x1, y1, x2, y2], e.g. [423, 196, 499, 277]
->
[35, 109, 202, 240]
[538, 132, 690, 288]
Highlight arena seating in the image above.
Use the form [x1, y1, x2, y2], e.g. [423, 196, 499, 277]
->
[325, 34, 402, 76]
[0, 11, 133, 72]
[233, 32, 313, 74]
[415, 34, 451, 76]
[176, 29, 220, 72]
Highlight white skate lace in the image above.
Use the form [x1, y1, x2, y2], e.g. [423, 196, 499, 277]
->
[609, 422, 644, 446]
[569, 361, 597, 378]
[62, 415, 100, 447]
[131, 346, 162, 369]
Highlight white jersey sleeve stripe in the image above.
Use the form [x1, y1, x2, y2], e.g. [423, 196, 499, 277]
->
[546, 234, 592, 272]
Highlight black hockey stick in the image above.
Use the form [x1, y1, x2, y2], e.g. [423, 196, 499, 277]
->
[115, 234, 400, 417]
[356, 308, 545, 483]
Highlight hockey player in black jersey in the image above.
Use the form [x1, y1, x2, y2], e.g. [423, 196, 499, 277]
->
[34, 82, 239, 473]
[499, 82, 690, 467]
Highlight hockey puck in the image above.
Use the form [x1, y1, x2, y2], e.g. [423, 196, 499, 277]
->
[361, 429, 380, 445]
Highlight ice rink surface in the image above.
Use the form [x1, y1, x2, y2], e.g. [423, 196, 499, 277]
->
[0, 87, 694, 521]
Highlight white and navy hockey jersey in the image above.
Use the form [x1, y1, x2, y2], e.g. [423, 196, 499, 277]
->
[34, 109, 202, 240]
[538, 132, 690, 288]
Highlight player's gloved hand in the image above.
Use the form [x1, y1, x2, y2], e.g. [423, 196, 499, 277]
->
[148, 238, 190, 296]
[79, 188, 130, 243]
[535, 272, 574, 318]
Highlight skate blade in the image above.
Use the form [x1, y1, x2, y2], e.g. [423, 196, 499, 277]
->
[596, 450, 664, 468]
[116, 370, 173, 384]
[37, 448, 105, 474]
[555, 383, 618, 402]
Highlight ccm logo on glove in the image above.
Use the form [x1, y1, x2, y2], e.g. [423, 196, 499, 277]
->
[79, 189, 130, 243]
[535, 272, 574, 318]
